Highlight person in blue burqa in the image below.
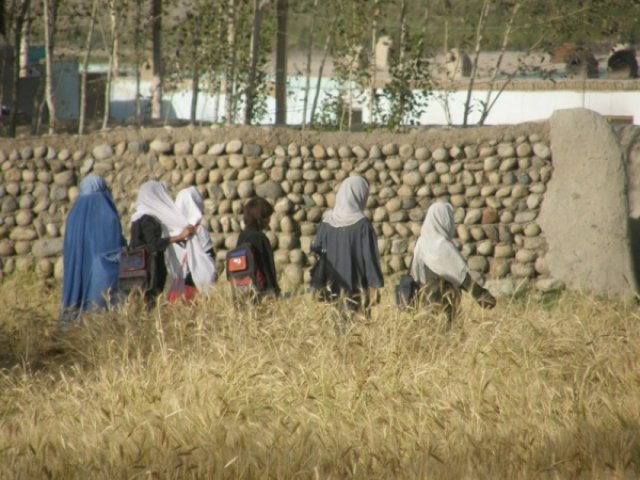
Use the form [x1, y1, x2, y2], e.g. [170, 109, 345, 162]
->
[59, 175, 125, 329]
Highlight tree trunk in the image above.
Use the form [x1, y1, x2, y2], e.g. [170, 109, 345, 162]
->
[443, 0, 452, 54]
[0, 0, 5, 111]
[19, 12, 29, 77]
[190, 67, 199, 124]
[42, 0, 57, 134]
[463, 0, 490, 127]
[150, 0, 162, 120]
[32, 77, 46, 135]
[419, 6, 429, 55]
[0, 42, 6, 121]
[0, 0, 6, 37]
[79, 0, 98, 134]
[274, 0, 287, 125]
[223, 0, 236, 124]
[102, 0, 117, 130]
[244, 0, 267, 125]
[213, 74, 221, 123]
[396, 0, 407, 126]
[310, 17, 336, 128]
[8, 0, 30, 137]
[443, 19, 448, 54]
[368, 0, 380, 127]
[477, 1, 521, 126]
[110, 5, 119, 77]
[398, 0, 407, 65]
[302, 0, 318, 130]
[134, 0, 142, 124]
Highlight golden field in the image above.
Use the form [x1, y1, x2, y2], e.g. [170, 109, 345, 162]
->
[0, 273, 639, 479]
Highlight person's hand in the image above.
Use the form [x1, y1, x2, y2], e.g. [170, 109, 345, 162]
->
[476, 289, 496, 309]
[173, 225, 195, 243]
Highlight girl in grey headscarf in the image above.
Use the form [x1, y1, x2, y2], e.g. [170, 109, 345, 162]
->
[311, 176, 383, 318]
[410, 202, 495, 326]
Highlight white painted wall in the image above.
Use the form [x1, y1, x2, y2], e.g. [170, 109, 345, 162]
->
[109, 77, 640, 126]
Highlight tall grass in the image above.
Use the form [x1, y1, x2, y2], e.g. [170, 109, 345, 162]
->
[1, 273, 639, 479]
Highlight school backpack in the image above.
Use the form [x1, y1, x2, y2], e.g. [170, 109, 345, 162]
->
[118, 246, 149, 294]
[225, 243, 267, 297]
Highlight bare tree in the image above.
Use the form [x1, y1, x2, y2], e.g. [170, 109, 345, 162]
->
[102, 0, 119, 129]
[18, 8, 29, 77]
[394, 0, 408, 125]
[0, 5, 6, 123]
[274, 0, 287, 125]
[476, 1, 521, 126]
[7, 0, 30, 137]
[0, 0, 6, 36]
[133, 0, 142, 124]
[300, 0, 318, 129]
[309, 15, 336, 128]
[110, 2, 119, 77]
[222, 0, 237, 123]
[244, 0, 269, 125]
[42, 0, 58, 134]
[462, 0, 490, 127]
[150, 0, 162, 120]
[368, 0, 380, 126]
[78, 0, 98, 134]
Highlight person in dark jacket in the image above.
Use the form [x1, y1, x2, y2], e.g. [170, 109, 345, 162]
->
[311, 176, 383, 320]
[236, 196, 280, 298]
[129, 181, 196, 306]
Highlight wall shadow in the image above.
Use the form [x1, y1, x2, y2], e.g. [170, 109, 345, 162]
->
[628, 216, 640, 288]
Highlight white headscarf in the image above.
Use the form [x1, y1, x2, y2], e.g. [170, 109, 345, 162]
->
[323, 176, 368, 228]
[175, 187, 216, 282]
[175, 187, 214, 252]
[410, 202, 469, 287]
[131, 181, 216, 294]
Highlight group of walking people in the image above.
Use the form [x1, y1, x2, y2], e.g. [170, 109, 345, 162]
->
[60, 173, 496, 330]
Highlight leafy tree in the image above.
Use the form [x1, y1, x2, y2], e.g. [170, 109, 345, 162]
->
[313, 0, 373, 130]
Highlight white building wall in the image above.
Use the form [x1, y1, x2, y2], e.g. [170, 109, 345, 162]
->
[109, 77, 640, 126]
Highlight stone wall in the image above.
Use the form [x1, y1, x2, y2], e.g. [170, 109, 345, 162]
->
[0, 113, 636, 298]
[541, 109, 638, 299]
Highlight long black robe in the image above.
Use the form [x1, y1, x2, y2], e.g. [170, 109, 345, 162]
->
[130, 214, 170, 302]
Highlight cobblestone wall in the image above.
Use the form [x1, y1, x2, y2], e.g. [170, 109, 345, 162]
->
[0, 125, 558, 295]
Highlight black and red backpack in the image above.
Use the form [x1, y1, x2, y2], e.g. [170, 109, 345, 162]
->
[225, 243, 267, 297]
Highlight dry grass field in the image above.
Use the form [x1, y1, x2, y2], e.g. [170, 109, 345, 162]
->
[0, 272, 639, 479]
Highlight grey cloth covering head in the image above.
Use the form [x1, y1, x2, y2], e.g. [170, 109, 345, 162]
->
[410, 202, 469, 287]
[322, 176, 368, 228]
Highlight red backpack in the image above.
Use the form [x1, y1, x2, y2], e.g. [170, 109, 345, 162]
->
[225, 243, 267, 297]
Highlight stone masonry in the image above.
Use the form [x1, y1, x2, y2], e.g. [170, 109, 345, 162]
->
[0, 110, 638, 298]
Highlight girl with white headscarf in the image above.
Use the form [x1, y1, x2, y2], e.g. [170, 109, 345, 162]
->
[410, 202, 495, 325]
[311, 176, 383, 316]
[129, 181, 215, 305]
[174, 187, 217, 288]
